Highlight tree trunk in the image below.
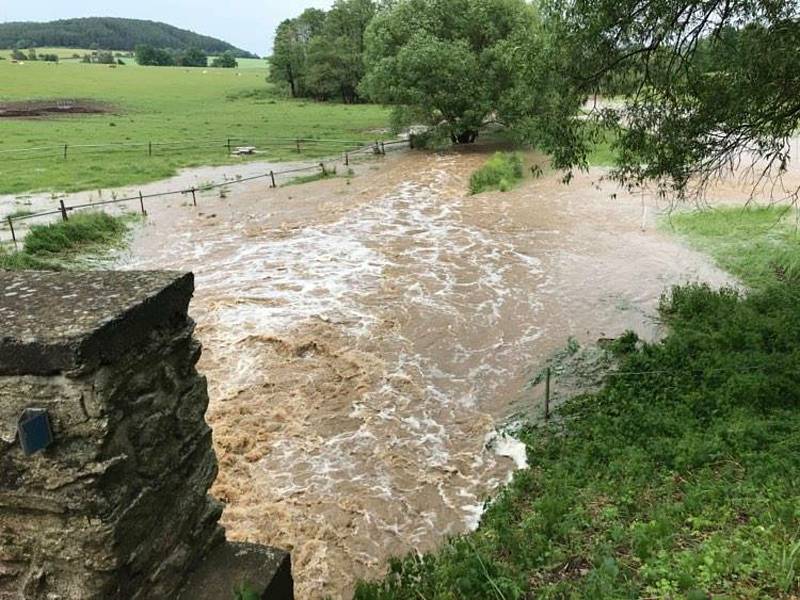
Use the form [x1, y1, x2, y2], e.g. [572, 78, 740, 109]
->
[451, 130, 479, 144]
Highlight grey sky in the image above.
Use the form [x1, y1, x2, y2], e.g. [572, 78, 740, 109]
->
[0, 1, 334, 56]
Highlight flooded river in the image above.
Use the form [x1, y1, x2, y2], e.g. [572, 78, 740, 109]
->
[118, 148, 730, 598]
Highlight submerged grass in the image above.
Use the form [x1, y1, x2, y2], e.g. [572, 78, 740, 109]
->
[282, 167, 337, 187]
[355, 206, 800, 598]
[0, 211, 133, 270]
[469, 152, 524, 194]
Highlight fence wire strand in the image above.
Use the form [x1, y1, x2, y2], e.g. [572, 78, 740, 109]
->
[1, 139, 407, 240]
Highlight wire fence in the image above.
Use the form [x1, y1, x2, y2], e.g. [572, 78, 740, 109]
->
[536, 360, 774, 422]
[0, 136, 395, 161]
[1, 137, 410, 245]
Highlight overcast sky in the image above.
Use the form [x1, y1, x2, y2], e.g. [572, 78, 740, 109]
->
[0, 1, 335, 56]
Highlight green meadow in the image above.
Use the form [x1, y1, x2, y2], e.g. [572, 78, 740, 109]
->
[0, 53, 390, 195]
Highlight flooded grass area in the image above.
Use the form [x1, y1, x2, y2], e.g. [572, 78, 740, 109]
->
[116, 146, 732, 598]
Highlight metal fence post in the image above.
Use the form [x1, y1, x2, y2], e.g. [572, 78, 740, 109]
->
[544, 367, 551, 421]
[59, 199, 69, 221]
[190, 187, 197, 207]
[270, 171, 276, 188]
[139, 191, 146, 216]
[345, 152, 349, 167]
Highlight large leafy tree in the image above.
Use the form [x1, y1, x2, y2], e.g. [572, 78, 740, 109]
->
[305, 0, 377, 103]
[361, 0, 539, 143]
[539, 0, 800, 198]
[269, 9, 326, 98]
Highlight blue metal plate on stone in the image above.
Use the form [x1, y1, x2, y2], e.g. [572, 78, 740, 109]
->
[18, 409, 53, 456]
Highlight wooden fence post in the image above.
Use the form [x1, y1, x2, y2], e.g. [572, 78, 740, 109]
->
[296, 139, 301, 153]
[148, 141, 152, 157]
[320, 162, 326, 176]
[227, 138, 231, 153]
[544, 367, 551, 421]
[270, 171, 276, 188]
[63, 144, 68, 160]
[190, 187, 197, 207]
[381, 141, 386, 155]
[139, 191, 147, 216]
[7, 217, 16, 246]
[345, 152, 349, 167]
[59, 199, 69, 221]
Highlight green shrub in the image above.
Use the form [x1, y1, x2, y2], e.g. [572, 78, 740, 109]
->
[469, 152, 524, 195]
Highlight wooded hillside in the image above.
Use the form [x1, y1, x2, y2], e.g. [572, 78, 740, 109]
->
[0, 17, 257, 57]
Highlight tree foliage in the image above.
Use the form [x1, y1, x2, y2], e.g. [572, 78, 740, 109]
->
[134, 45, 211, 68]
[135, 45, 176, 67]
[268, 0, 377, 103]
[536, 0, 800, 198]
[211, 51, 238, 68]
[176, 47, 208, 68]
[360, 0, 540, 142]
[269, 9, 326, 98]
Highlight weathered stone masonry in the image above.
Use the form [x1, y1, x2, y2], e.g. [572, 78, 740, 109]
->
[0, 271, 292, 600]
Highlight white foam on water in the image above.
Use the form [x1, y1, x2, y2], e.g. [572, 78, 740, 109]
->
[122, 153, 547, 597]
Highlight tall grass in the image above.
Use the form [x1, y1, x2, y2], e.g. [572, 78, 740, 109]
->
[667, 205, 800, 289]
[469, 152, 524, 195]
[0, 212, 130, 270]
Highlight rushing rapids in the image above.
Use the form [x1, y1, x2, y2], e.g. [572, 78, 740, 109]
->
[117, 149, 730, 598]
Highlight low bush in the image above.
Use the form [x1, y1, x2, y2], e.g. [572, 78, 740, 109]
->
[469, 152, 524, 195]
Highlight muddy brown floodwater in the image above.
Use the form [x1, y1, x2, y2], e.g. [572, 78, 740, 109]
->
[119, 148, 731, 598]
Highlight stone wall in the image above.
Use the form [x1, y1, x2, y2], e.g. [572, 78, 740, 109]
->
[0, 271, 292, 600]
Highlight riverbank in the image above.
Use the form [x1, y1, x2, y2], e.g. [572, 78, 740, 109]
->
[355, 186, 800, 598]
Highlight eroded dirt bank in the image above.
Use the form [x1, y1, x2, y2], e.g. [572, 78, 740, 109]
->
[119, 148, 731, 598]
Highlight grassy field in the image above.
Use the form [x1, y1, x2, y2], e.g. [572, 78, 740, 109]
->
[356, 207, 800, 598]
[0, 50, 389, 195]
[667, 205, 800, 288]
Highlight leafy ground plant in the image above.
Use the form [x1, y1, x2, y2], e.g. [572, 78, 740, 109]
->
[469, 152, 524, 194]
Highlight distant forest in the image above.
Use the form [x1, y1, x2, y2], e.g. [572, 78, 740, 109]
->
[0, 17, 257, 58]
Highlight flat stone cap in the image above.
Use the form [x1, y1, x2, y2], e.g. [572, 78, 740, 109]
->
[180, 542, 293, 600]
[0, 270, 194, 376]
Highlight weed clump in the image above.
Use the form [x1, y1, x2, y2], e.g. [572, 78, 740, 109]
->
[24, 212, 128, 255]
[1, 212, 131, 270]
[469, 152, 524, 195]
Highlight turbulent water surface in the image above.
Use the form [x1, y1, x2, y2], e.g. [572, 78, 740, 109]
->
[119, 149, 730, 598]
